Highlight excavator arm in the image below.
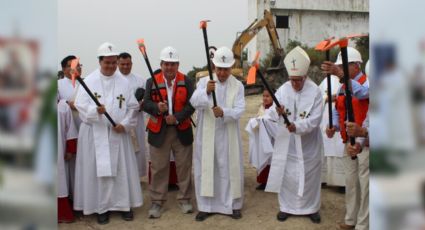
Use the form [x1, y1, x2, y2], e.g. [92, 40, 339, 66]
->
[232, 10, 284, 68]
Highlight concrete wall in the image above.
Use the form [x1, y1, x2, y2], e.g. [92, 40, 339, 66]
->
[275, 9, 369, 47]
[273, 0, 369, 13]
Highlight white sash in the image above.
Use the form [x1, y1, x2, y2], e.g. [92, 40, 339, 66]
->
[201, 76, 241, 198]
[90, 74, 120, 177]
[265, 126, 290, 193]
[129, 128, 140, 152]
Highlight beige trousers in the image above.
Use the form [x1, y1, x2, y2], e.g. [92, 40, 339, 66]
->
[149, 126, 193, 205]
[343, 145, 369, 230]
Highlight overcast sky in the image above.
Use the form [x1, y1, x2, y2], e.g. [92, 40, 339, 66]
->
[58, 0, 249, 77]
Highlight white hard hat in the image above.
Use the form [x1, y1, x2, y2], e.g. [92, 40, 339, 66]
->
[365, 60, 370, 77]
[284, 46, 311, 76]
[160, 46, 179, 62]
[97, 42, 119, 57]
[212, 46, 235, 68]
[335, 47, 363, 65]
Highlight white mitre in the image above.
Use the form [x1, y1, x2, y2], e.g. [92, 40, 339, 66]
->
[284, 46, 311, 76]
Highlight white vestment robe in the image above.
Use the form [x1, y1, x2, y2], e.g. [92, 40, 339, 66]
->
[73, 69, 143, 214]
[190, 75, 245, 215]
[318, 76, 345, 186]
[57, 99, 79, 198]
[245, 105, 278, 174]
[58, 77, 81, 127]
[266, 79, 324, 215]
[58, 77, 81, 193]
[58, 77, 81, 194]
[119, 72, 148, 177]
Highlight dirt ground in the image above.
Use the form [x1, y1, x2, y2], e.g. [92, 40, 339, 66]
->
[59, 94, 345, 230]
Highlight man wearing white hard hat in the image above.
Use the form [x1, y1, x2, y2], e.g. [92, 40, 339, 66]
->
[190, 46, 245, 221]
[322, 47, 369, 230]
[73, 42, 143, 224]
[143, 46, 195, 218]
[266, 46, 323, 224]
[321, 47, 369, 100]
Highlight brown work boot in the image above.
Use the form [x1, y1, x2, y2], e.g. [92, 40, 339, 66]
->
[338, 223, 355, 229]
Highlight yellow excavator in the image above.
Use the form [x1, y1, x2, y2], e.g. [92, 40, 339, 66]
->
[232, 10, 284, 69]
[196, 10, 287, 94]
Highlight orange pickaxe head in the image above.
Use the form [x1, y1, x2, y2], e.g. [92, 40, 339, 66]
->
[137, 39, 147, 56]
[320, 34, 368, 51]
[246, 51, 261, 85]
[345, 33, 368, 40]
[324, 39, 347, 50]
[315, 36, 335, 51]
[199, 20, 210, 29]
[70, 58, 80, 88]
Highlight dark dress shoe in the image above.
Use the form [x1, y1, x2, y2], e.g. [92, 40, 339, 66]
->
[309, 212, 321, 224]
[74, 210, 83, 218]
[255, 183, 266, 190]
[195, 212, 210, 221]
[231, 209, 242, 219]
[168, 184, 179, 191]
[121, 210, 134, 221]
[97, 212, 109, 225]
[277, 211, 289, 222]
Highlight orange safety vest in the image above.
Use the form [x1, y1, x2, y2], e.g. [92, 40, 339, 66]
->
[335, 74, 369, 142]
[146, 72, 191, 133]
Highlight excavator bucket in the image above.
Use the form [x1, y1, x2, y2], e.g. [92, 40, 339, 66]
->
[267, 53, 285, 71]
[264, 52, 287, 90]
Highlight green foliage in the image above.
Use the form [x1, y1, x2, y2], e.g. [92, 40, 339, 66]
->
[285, 39, 303, 52]
[354, 35, 369, 69]
[186, 65, 207, 81]
[39, 78, 58, 131]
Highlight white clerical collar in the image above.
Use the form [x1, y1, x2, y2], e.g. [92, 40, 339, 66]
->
[100, 71, 116, 81]
[120, 71, 132, 78]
